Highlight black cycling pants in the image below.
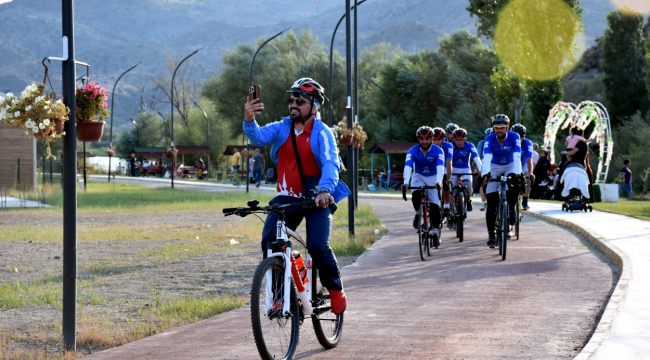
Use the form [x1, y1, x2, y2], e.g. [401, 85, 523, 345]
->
[411, 190, 441, 230]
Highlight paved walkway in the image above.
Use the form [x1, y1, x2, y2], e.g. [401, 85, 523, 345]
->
[5, 177, 649, 357]
[526, 201, 650, 359]
[0, 195, 50, 208]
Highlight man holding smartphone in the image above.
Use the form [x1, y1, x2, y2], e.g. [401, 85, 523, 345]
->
[243, 78, 350, 315]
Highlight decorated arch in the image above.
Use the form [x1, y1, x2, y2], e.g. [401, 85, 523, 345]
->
[543, 101, 613, 183]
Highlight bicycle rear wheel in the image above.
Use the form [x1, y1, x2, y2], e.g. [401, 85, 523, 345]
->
[500, 201, 508, 261]
[251, 256, 300, 360]
[456, 192, 464, 242]
[311, 267, 344, 349]
[418, 205, 428, 261]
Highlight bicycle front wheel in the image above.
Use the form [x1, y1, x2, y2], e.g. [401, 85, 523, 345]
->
[515, 200, 520, 240]
[456, 192, 464, 242]
[250, 256, 300, 360]
[311, 267, 344, 349]
[500, 201, 508, 261]
[418, 205, 427, 261]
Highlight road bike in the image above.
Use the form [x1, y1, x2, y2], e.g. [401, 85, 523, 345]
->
[488, 174, 517, 261]
[223, 199, 343, 360]
[450, 172, 473, 243]
[403, 185, 442, 261]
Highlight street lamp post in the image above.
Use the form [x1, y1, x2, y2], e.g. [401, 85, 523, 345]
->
[370, 80, 392, 142]
[345, 0, 355, 236]
[328, 0, 367, 126]
[171, 48, 202, 189]
[246, 27, 290, 193]
[131, 118, 140, 142]
[193, 101, 209, 146]
[108, 62, 140, 182]
[154, 110, 169, 146]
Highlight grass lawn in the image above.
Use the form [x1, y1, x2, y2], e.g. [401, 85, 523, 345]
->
[592, 199, 650, 222]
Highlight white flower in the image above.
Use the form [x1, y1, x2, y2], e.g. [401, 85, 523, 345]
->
[43, 119, 50, 125]
[25, 130, 30, 135]
[6, 92, 13, 98]
[25, 105, 32, 111]
[32, 126, 39, 133]
[34, 96, 44, 103]
[48, 110, 52, 114]
[14, 111, 20, 117]
[45, 100, 51, 105]
[39, 123, 46, 129]
[25, 120, 33, 127]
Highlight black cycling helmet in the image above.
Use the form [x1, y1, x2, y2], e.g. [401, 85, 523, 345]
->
[492, 114, 510, 126]
[485, 127, 494, 136]
[511, 123, 526, 137]
[445, 123, 458, 133]
[416, 126, 434, 139]
[431, 127, 445, 141]
[287, 78, 326, 107]
[452, 128, 467, 140]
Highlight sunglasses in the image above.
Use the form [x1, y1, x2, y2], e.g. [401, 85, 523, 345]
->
[287, 98, 308, 106]
[493, 125, 508, 130]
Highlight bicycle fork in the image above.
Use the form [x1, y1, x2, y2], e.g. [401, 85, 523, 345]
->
[265, 220, 315, 317]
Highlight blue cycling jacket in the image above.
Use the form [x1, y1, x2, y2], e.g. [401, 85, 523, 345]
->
[521, 138, 533, 169]
[403, 144, 445, 185]
[243, 116, 350, 202]
[481, 131, 522, 175]
[452, 141, 481, 170]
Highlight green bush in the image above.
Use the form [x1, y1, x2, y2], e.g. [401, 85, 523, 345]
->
[593, 183, 602, 202]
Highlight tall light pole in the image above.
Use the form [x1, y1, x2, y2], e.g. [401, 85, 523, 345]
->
[353, 0, 359, 209]
[108, 62, 140, 182]
[193, 101, 209, 146]
[61, 0, 77, 351]
[328, 0, 367, 126]
[370, 80, 392, 142]
[345, 0, 355, 236]
[130, 118, 140, 143]
[246, 27, 290, 193]
[171, 47, 201, 189]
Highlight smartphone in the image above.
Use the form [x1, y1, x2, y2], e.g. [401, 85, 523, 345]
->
[248, 85, 261, 102]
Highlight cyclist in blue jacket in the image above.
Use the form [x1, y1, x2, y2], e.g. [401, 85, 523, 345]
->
[244, 77, 350, 315]
[476, 127, 493, 211]
[511, 124, 534, 210]
[433, 127, 454, 218]
[450, 128, 482, 211]
[480, 114, 522, 248]
[402, 126, 445, 247]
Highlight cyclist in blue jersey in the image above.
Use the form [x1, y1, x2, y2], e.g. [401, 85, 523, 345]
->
[511, 124, 534, 210]
[480, 114, 522, 248]
[450, 128, 482, 211]
[445, 123, 458, 142]
[402, 126, 445, 247]
[433, 127, 454, 218]
[476, 127, 493, 211]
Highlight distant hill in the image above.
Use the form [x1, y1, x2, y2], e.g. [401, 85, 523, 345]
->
[0, 0, 616, 130]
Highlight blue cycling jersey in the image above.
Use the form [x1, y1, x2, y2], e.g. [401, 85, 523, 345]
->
[405, 144, 445, 177]
[452, 142, 480, 169]
[521, 138, 533, 165]
[481, 131, 521, 175]
[441, 141, 453, 161]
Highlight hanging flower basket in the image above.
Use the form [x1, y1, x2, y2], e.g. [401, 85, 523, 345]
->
[76, 121, 104, 142]
[106, 148, 114, 157]
[0, 82, 70, 159]
[331, 117, 368, 149]
[339, 135, 353, 146]
[167, 147, 179, 159]
[53, 118, 65, 134]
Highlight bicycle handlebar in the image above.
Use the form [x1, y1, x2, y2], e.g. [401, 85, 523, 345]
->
[402, 185, 440, 201]
[451, 172, 475, 176]
[223, 198, 316, 217]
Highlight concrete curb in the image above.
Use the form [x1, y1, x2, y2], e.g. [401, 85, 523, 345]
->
[526, 211, 631, 359]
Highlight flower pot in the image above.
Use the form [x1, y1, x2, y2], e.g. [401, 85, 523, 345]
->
[77, 121, 104, 142]
[354, 140, 361, 149]
[338, 135, 353, 146]
[106, 150, 114, 157]
[54, 118, 65, 135]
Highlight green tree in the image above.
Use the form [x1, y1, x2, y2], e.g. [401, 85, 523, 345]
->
[524, 79, 563, 135]
[490, 65, 525, 122]
[115, 112, 165, 158]
[602, 8, 648, 125]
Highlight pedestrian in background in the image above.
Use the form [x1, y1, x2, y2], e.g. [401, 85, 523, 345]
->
[620, 159, 633, 199]
[252, 148, 265, 187]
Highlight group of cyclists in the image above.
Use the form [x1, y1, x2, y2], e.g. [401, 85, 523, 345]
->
[242, 76, 538, 320]
[402, 113, 536, 249]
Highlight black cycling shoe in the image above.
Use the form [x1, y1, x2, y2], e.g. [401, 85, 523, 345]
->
[467, 200, 473, 212]
[443, 207, 451, 217]
[487, 238, 496, 248]
[413, 214, 420, 229]
[433, 234, 441, 248]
